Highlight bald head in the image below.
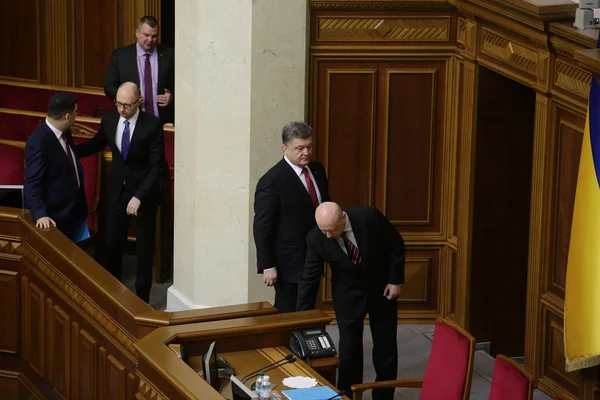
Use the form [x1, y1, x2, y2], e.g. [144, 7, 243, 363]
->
[115, 82, 141, 119]
[316, 202, 346, 238]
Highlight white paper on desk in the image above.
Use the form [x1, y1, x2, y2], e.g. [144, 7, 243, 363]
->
[282, 376, 318, 389]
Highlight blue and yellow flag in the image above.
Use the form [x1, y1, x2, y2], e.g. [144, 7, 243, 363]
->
[565, 50, 600, 372]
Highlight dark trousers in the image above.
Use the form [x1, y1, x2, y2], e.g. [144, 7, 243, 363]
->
[336, 293, 398, 400]
[103, 188, 157, 303]
[274, 281, 298, 313]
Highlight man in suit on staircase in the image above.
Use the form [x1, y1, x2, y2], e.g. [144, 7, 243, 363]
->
[104, 16, 174, 125]
[76, 82, 165, 303]
[297, 202, 405, 400]
[24, 93, 88, 241]
[253, 121, 330, 313]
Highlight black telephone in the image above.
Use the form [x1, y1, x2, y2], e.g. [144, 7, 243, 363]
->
[289, 328, 337, 360]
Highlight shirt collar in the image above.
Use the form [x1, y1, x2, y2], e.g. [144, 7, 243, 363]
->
[343, 212, 353, 233]
[136, 43, 157, 57]
[45, 118, 64, 139]
[118, 108, 140, 127]
[284, 155, 306, 177]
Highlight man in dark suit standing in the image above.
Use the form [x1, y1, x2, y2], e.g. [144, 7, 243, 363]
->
[253, 121, 330, 313]
[76, 82, 165, 303]
[104, 16, 174, 125]
[297, 202, 405, 400]
[24, 93, 88, 241]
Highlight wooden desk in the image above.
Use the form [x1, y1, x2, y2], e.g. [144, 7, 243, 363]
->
[200, 346, 341, 400]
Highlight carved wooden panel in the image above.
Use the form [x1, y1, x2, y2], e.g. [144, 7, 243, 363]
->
[78, 329, 98, 400]
[315, 64, 376, 208]
[107, 355, 126, 400]
[378, 64, 446, 236]
[27, 282, 45, 378]
[541, 304, 578, 396]
[42, 0, 71, 86]
[550, 105, 585, 300]
[75, 0, 118, 88]
[49, 304, 70, 398]
[0, 0, 40, 82]
[554, 59, 592, 99]
[449, 249, 457, 317]
[316, 16, 450, 42]
[0, 270, 18, 354]
[99, 346, 107, 400]
[480, 27, 538, 77]
[398, 248, 441, 313]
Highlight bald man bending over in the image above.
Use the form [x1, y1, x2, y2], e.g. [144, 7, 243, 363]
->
[76, 82, 165, 303]
[297, 202, 405, 400]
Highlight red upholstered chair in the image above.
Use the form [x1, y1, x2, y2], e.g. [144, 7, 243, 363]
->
[488, 354, 533, 400]
[0, 139, 26, 185]
[351, 318, 475, 400]
[71, 123, 102, 240]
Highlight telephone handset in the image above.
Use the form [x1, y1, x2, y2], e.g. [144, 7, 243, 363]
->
[289, 328, 337, 360]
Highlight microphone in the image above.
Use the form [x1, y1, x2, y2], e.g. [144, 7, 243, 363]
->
[248, 357, 297, 390]
[241, 354, 294, 383]
[326, 389, 349, 400]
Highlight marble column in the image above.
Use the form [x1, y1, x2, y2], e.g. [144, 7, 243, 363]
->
[168, 0, 309, 310]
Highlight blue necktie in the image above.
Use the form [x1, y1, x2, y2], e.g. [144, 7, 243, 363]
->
[121, 120, 130, 160]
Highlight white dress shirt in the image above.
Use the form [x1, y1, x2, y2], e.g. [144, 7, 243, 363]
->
[336, 212, 359, 255]
[115, 108, 140, 153]
[283, 155, 323, 204]
[46, 118, 80, 186]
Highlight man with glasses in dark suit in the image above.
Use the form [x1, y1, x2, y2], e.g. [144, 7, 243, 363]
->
[76, 82, 165, 303]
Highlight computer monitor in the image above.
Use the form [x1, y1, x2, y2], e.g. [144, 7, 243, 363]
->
[202, 341, 219, 389]
[230, 375, 258, 400]
[0, 185, 24, 209]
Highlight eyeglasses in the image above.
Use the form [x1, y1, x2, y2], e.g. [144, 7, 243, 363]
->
[114, 100, 139, 110]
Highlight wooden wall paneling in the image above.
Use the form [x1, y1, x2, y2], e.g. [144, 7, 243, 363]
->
[106, 355, 126, 400]
[21, 276, 30, 364]
[127, 373, 136, 400]
[99, 347, 107, 400]
[76, 0, 118, 89]
[43, 0, 71, 86]
[397, 247, 442, 316]
[315, 60, 376, 208]
[538, 303, 579, 399]
[454, 58, 478, 328]
[27, 282, 45, 379]
[377, 61, 446, 238]
[549, 103, 585, 300]
[78, 330, 98, 400]
[449, 248, 458, 318]
[49, 304, 70, 398]
[0, 0, 40, 82]
[524, 93, 554, 378]
[71, 322, 79, 400]
[0, 270, 18, 354]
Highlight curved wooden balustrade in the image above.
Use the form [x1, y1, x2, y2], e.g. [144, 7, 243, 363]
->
[0, 206, 277, 399]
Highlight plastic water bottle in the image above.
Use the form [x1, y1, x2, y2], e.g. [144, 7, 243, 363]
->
[255, 372, 264, 398]
[260, 375, 272, 399]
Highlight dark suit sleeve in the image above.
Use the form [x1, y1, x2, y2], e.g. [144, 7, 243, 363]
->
[134, 122, 164, 202]
[296, 235, 324, 311]
[374, 208, 406, 285]
[253, 176, 280, 273]
[24, 138, 47, 221]
[75, 117, 108, 158]
[104, 50, 120, 101]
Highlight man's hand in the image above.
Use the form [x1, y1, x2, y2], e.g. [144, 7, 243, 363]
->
[156, 89, 172, 107]
[264, 268, 278, 287]
[127, 196, 141, 216]
[36, 217, 56, 229]
[383, 283, 403, 300]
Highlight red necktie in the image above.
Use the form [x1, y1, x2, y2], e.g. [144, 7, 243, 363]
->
[61, 134, 79, 188]
[302, 167, 319, 208]
[342, 232, 362, 265]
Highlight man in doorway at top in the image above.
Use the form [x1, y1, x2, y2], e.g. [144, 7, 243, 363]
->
[253, 121, 330, 312]
[104, 16, 175, 125]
